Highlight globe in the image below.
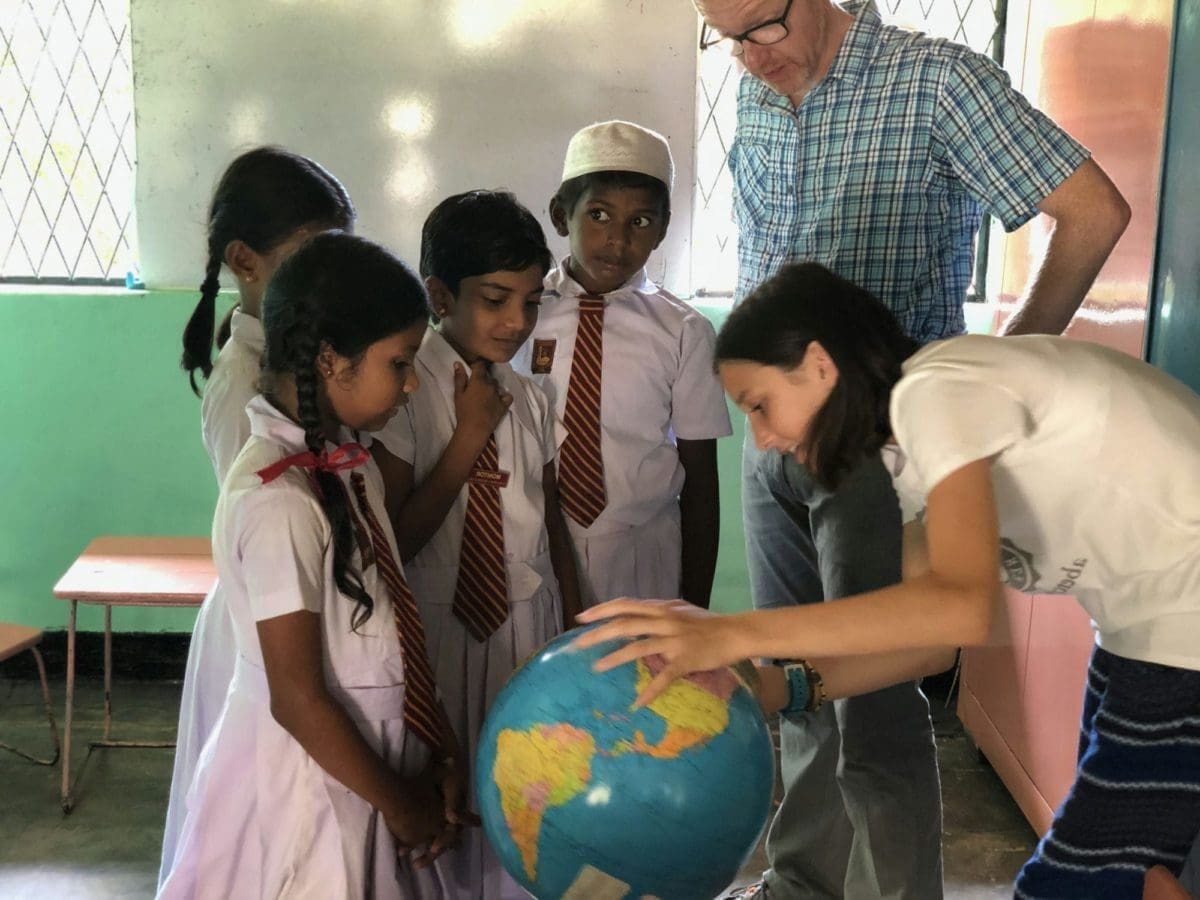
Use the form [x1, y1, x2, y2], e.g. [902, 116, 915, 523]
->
[476, 626, 775, 899]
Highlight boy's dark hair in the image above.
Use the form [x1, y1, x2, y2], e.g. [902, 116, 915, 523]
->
[715, 262, 919, 491]
[181, 146, 356, 396]
[262, 231, 427, 628]
[419, 190, 552, 298]
[553, 170, 671, 220]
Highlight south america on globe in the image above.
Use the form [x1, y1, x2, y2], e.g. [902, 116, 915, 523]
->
[476, 626, 774, 899]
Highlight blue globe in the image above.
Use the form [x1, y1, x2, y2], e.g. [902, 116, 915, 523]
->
[476, 626, 774, 899]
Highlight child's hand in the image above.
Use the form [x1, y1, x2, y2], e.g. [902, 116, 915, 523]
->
[453, 361, 512, 441]
[384, 774, 450, 868]
[433, 753, 480, 831]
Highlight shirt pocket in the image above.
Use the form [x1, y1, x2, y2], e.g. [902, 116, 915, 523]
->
[730, 137, 799, 233]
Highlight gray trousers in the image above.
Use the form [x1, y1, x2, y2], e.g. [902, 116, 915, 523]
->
[742, 436, 943, 899]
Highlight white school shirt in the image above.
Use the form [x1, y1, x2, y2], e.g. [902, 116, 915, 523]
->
[886, 334, 1200, 671]
[511, 259, 733, 535]
[201, 309, 263, 483]
[161, 395, 456, 899]
[372, 328, 564, 601]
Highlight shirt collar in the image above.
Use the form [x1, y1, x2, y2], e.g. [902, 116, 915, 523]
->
[544, 256, 655, 302]
[229, 308, 265, 354]
[419, 328, 540, 438]
[750, 0, 882, 110]
[246, 394, 356, 453]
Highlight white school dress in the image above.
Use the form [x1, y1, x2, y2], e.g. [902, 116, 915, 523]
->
[886, 334, 1200, 672]
[511, 260, 732, 606]
[160, 309, 261, 886]
[158, 395, 454, 900]
[373, 327, 564, 899]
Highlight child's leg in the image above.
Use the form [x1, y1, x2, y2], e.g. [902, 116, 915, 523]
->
[1015, 646, 1200, 899]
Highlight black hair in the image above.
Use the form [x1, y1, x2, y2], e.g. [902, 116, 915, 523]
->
[553, 170, 671, 220]
[181, 146, 356, 395]
[715, 262, 919, 490]
[262, 231, 428, 628]
[419, 190, 552, 299]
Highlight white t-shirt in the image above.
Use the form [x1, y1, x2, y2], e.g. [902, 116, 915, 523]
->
[511, 259, 733, 534]
[886, 334, 1200, 671]
[202, 309, 264, 484]
[372, 328, 564, 601]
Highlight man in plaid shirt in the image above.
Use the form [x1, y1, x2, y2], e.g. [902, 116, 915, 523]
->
[697, 1, 1130, 898]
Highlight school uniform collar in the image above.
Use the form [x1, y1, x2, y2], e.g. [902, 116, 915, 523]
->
[544, 256, 656, 303]
[245, 393, 356, 454]
[419, 328, 539, 439]
[229, 308, 265, 353]
[750, 0, 880, 112]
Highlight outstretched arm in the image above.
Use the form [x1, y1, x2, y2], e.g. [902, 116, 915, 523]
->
[576, 459, 1001, 706]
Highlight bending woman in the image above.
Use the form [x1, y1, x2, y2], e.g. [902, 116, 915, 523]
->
[578, 262, 1200, 899]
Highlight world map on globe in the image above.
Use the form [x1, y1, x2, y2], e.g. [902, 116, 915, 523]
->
[476, 628, 774, 899]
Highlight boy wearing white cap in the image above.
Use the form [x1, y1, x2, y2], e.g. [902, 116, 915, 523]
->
[513, 120, 732, 608]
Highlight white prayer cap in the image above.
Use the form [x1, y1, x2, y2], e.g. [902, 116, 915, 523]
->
[560, 120, 674, 190]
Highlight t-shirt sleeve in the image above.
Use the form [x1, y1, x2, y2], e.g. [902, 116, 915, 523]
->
[891, 370, 1033, 495]
[237, 485, 330, 622]
[934, 50, 1090, 232]
[671, 312, 734, 441]
[369, 405, 417, 464]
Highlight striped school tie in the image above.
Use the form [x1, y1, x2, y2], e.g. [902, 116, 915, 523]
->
[452, 434, 509, 641]
[347, 472, 444, 752]
[557, 294, 607, 528]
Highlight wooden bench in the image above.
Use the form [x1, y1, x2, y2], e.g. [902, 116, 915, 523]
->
[52, 536, 215, 812]
[0, 623, 59, 766]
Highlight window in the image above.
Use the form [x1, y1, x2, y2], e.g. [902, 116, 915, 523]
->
[692, 0, 1008, 299]
[1, 0, 137, 284]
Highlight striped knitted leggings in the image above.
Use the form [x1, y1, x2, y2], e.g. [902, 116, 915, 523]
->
[1015, 646, 1200, 899]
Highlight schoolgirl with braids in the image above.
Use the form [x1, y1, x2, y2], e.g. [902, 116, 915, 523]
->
[160, 232, 469, 899]
[162, 146, 356, 885]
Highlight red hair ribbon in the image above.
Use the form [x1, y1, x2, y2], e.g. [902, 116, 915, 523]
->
[256, 441, 371, 484]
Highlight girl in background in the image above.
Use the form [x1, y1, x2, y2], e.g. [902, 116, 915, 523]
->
[162, 147, 355, 885]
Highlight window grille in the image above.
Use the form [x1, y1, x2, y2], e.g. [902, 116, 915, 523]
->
[1, 0, 137, 284]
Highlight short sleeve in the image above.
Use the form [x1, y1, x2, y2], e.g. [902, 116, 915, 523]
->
[934, 50, 1089, 232]
[891, 371, 1032, 495]
[369, 405, 417, 464]
[671, 312, 734, 440]
[527, 380, 567, 464]
[237, 485, 330, 622]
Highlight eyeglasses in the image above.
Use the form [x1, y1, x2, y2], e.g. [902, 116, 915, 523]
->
[699, 0, 795, 58]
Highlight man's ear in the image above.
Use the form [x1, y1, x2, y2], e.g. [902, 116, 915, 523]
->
[548, 196, 571, 237]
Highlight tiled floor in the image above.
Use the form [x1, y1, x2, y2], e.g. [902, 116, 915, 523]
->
[0, 676, 1036, 898]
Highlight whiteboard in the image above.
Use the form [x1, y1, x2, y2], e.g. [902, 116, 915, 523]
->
[132, 0, 699, 296]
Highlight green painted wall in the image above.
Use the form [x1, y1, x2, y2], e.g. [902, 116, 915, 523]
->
[0, 291, 751, 633]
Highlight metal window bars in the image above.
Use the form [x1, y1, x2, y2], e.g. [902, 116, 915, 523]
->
[1, 0, 137, 284]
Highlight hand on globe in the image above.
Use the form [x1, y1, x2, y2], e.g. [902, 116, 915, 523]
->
[574, 598, 747, 707]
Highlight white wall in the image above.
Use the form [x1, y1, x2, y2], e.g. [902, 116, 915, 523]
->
[132, 0, 698, 296]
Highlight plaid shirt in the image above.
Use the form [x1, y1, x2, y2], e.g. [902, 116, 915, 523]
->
[730, 0, 1089, 342]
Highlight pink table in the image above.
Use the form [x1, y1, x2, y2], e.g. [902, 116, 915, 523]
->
[52, 536, 215, 812]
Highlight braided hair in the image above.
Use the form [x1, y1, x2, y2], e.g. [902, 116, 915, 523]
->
[262, 231, 428, 626]
[181, 146, 355, 395]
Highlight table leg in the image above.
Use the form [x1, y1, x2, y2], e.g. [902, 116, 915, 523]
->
[61, 599, 76, 813]
[103, 606, 112, 741]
